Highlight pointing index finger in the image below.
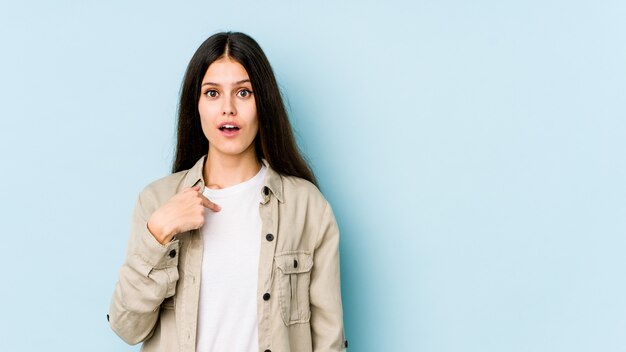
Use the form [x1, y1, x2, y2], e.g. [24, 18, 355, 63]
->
[201, 194, 221, 212]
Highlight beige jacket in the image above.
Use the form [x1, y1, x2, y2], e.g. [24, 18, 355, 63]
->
[108, 155, 347, 352]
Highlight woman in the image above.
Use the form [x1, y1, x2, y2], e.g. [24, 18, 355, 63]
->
[108, 32, 347, 352]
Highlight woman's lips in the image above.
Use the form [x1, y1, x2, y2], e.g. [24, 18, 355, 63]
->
[220, 128, 241, 137]
[218, 123, 241, 137]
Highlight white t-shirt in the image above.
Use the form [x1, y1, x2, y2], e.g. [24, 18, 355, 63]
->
[195, 165, 267, 352]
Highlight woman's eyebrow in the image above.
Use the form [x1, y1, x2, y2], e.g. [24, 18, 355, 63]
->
[201, 79, 251, 87]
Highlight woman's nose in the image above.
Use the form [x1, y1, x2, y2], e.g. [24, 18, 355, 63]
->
[222, 98, 236, 115]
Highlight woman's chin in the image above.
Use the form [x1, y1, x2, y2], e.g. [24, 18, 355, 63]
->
[209, 145, 256, 158]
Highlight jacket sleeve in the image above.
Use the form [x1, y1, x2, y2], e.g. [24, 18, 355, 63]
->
[108, 192, 180, 345]
[310, 201, 348, 351]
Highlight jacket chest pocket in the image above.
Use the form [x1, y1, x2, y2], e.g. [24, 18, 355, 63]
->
[274, 252, 314, 326]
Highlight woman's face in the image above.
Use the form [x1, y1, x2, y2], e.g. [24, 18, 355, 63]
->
[198, 56, 258, 160]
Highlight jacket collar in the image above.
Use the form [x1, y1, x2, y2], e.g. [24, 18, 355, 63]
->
[182, 154, 284, 203]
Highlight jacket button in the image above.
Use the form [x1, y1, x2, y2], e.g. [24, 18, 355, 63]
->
[263, 187, 270, 196]
[263, 293, 271, 301]
[294, 259, 298, 268]
[265, 233, 274, 242]
[169, 249, 177, 258]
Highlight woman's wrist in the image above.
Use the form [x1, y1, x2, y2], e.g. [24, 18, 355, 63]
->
[147, 218, 174, 245]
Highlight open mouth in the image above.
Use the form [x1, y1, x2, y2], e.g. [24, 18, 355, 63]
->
[218, 124, 240, 132]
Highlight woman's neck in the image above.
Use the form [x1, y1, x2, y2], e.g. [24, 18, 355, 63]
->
[203, 149, 262, 190]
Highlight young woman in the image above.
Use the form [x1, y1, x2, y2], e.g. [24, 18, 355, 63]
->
[108, 32, 347, 352]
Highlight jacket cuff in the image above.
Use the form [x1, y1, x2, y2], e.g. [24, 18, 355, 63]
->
[130, 223, 180, 277]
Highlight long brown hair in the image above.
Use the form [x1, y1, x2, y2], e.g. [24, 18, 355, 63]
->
[172, 31, 317, 186]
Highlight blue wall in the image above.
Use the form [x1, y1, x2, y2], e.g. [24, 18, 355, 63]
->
[1, 1, 625, 351]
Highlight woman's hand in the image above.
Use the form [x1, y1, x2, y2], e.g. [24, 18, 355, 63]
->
[147, 185, 221, 244]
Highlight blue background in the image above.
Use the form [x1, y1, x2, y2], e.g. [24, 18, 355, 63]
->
[1, 1, 625, 351]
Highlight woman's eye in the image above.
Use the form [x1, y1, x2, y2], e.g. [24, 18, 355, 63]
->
[205, 90, 218, 98]
[237, 89, 252, 98]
